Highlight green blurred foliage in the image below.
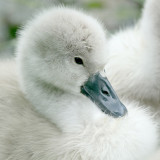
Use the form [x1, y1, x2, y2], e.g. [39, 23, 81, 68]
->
[9, 25, 19, 39]
[85, 1, 104, 9]
[134, 0, 145, 9]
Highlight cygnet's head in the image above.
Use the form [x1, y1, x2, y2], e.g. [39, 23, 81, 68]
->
[17, 7, 127, 118]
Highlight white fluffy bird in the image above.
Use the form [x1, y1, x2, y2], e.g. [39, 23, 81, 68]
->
[0, 7, 158, 160]
[104, 0, 160, 110]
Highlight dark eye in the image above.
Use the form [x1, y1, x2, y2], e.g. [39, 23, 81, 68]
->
[74, 57, 84, 65]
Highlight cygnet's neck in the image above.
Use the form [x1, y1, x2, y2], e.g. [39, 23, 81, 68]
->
[25, 78, 104, 133]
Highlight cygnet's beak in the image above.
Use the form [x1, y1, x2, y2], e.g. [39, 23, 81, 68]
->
[81, 73, 127, 118]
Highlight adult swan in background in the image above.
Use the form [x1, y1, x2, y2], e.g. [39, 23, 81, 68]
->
[0, 7, 158, 160]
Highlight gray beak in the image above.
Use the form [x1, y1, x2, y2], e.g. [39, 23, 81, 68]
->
[81, 73, 127, 118]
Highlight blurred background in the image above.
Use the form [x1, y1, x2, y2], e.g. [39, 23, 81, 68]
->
[0, 0, 144, 59]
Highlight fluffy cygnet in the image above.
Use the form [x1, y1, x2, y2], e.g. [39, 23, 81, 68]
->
[104, 0, 160, 109]
[0, 7, 158, 160]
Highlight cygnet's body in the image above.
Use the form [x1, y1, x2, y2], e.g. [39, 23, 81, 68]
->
[104, 0, 160, 110]
[0, 7, 158, 160]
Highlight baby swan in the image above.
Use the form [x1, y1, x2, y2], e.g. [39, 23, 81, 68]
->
[0, 7, 158, 160]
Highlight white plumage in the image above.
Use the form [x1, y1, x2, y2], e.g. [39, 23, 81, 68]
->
[0, 7, 158, 160]
[104, 0, 160, 110]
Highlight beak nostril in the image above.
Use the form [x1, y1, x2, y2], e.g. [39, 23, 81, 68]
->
[101, 90, 110, 96]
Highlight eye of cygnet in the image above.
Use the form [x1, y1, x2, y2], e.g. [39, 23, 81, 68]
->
[74, 57, 84, 65]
